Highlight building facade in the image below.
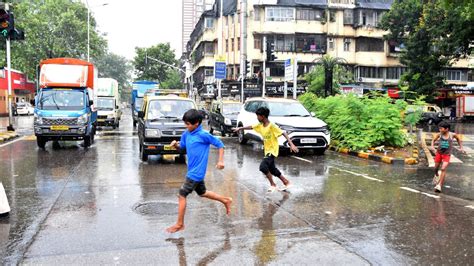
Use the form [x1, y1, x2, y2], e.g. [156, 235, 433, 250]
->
[0, 68, 36, 116]
[186, 0, 473, 100]
[182, 0, 215, 54]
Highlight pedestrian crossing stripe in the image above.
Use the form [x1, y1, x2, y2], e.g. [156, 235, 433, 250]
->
[466, 205, 474, 210]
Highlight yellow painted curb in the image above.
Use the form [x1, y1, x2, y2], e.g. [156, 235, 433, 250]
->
[358, 152, 369, 159]
[381, 156, 392, 164]
[405, 158, 418, 165]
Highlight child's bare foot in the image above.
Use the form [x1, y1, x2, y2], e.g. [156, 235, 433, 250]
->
[166, 224, 185, 233]
[223, 197, 233, 215]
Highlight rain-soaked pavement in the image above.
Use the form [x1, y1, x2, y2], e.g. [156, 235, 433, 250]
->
[0, 111, 473, 265]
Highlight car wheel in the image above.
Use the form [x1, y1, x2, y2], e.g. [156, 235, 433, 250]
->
[220, 126, 226, 136]
[238, 125, 248, 145]
[209, 123, 214, 135]
[36, 137, 46, 149]
[140, 144, 148, 162]
[314, 148, 326, 156]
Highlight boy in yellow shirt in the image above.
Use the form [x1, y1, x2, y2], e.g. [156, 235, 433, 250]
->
[234, 107, 299, 192]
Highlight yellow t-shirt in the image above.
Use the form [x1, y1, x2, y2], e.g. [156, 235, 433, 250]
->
[252, 122, 283, 157]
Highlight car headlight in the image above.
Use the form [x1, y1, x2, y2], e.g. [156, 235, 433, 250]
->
[224, 118, 232, 126]
[34, 113, 43, 125]
[322, 126, 330, 135]
[78, 113, 88, 124]
[145, 129, 161, 138]
[277, 124, 295, 134]
[107, 114, 114, 119]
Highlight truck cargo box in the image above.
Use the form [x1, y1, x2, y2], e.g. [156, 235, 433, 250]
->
[39, 58, 96, 89]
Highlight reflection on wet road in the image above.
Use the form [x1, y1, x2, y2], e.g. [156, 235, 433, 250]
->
[0, 113, 472, 264]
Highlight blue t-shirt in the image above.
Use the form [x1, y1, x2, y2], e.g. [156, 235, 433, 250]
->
[180, 125, 224, 182]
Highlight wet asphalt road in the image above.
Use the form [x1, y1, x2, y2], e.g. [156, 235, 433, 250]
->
[0, 111, 473, 265]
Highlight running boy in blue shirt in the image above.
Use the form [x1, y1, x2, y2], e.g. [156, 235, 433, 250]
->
[166, 109, 233, 233]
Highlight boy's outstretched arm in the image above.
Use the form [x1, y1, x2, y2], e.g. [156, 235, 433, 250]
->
[282, 132, 299, 153]
[232, 125, 252, 132]
[431, 134, 440, 151]
[454, 134, 465, 154]
[216, 148, 225, 169]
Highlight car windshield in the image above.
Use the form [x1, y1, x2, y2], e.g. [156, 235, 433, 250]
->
[17, 103, 26, 107]
[96, 98, 114, 110]
[263, 101, 311, 117]
[223, 103, 241, 115]
[39, 89, 85, 110]
[147, 99, 195, 120]
[134, 97, 144, 110]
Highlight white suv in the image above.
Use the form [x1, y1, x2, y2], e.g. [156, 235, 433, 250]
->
[236, 97, 330, 154]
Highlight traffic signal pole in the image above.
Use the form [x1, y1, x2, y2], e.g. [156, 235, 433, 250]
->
[262, 36, 266, 98]
[5, 3, 13, 131]
[240, 0, 247, 103]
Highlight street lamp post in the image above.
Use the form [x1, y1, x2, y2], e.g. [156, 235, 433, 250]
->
[86, 1, 108, 62]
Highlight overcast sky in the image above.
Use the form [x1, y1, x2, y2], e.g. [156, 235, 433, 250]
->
[89, 0, 183, 60]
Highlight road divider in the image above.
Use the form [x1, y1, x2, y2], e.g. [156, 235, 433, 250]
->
[329, 145, 419, 165]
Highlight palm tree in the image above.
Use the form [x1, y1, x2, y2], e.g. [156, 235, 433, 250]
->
[313, 55, 347, 97]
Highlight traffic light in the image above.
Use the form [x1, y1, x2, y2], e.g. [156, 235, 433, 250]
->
[0, 9, 13, 38]
[245, 60, 251, 76]
[266, 41, 277, 62]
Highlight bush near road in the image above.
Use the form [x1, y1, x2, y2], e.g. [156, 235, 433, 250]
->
[300, 93, 409, 151]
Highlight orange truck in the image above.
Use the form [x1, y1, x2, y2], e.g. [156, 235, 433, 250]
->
[34, 58, 98, 149]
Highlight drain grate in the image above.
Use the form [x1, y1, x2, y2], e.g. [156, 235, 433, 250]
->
[132, 201, 178, 216]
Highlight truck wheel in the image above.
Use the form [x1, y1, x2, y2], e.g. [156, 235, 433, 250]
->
[116, 121, 120, 128]
[112, 124, 116, 129]
[238, 124, 248, 145]
[36, 137, 46, 149]
[140, 144, 148, 161]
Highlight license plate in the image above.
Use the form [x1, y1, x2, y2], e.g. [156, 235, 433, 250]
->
[300, 138, 317, 144]
[97, 119, 105, 122]
[50, 125, 69, 131]
[164, 145, 176, 151]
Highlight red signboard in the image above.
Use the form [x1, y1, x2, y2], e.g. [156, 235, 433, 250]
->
[0, 68, 36, 94]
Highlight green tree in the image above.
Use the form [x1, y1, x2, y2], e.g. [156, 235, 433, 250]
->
[93, 52, 132, 88]
[133, 43, 178, 83]
[0, 0, 107, 79]
[380, 0, 474, 98]
[305, 57, 352, 97]
[311, 55, 348, 97]
[160, 70, 184, 90]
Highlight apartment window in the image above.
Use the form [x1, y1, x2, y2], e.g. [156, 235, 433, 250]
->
[356, 37, 384, 52]
[254, 35, 262, 50]
[343, 9, 353, 24]
[328, 38, 334, 50]
[231, 15, 234, 25]
[205, 69, 214, 77]
[271, 35, 294, 52]
[225, 16, 228, 26]
[266, 7, 295, 22]
[231, 38, 235, 51]
[205, 18, 214, 28]
[295, 34, 327, 53]
[358, 10, 383, 27]
[386, 67, 400, 80]
[237, 37, 241, 51]
[254, 8, 261, 21]
[226, 39, 229, 52]
[296, 9, 323, 21]
[343, 38, 351, 51]
[205, 42, 214, 54]
[359, 67, 384, 79]
[270, 65, 285, 77]
[445, 70, 462, 81]
[329, 10, 336, 22]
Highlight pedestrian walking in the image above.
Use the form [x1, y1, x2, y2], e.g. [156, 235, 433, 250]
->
[233, 107, 299, 192]
[450, 107, 456, 121]
[166, 109, 232, 233]
[0, 182, 10, 217]
[431, 121, 465, 193]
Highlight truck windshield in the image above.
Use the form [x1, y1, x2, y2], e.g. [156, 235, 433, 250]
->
[39, 89, 85, 110]
[96, 98, 114, 110]
[147, 99, 195, 120]
[134, 97, 144, 111]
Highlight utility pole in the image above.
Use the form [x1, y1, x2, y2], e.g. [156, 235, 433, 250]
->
[145, 55, 191, 97]
[262, 36, 266, 98]
[240, 0, 247, 103]
[293, 58, 297, 99]
[218, 0, 224, 100]
[5, 3, 13, 131]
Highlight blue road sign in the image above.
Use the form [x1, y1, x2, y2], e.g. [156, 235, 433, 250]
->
[215, 61, 226, 80]
[285, 59, 291, 68]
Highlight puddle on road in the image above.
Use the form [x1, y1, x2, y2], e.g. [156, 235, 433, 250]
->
[132, 201, 178, 216]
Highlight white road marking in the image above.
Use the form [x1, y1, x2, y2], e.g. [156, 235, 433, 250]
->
[400, 187, 420, 193]
[290, 156, 312, 163]
[336, 168, 385, 183]
[421, 192, 440, 199]
[465, 205, 474, 210]
[0, 136, 25, 148]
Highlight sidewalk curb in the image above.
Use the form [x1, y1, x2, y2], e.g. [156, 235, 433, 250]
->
[419, 130, 435, 168]
[0, 131, 19, 143]
[330, 143, 419, 165]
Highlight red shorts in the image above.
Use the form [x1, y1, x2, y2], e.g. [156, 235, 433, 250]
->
[435, 152, 451, 163]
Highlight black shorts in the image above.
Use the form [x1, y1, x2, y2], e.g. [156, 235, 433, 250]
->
[179, 178, 207, 197]
[259, 155, 282, 177]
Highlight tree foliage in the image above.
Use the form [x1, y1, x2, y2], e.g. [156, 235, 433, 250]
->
[380, 0, 474, 97]
[161, 70, 184, 90]
[93, 52, 133, 102]
[0, 0, 107, 79]
[305, 63, 353, 97]
[300, 93, 407, 150]
[133, 43, 178, 83]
